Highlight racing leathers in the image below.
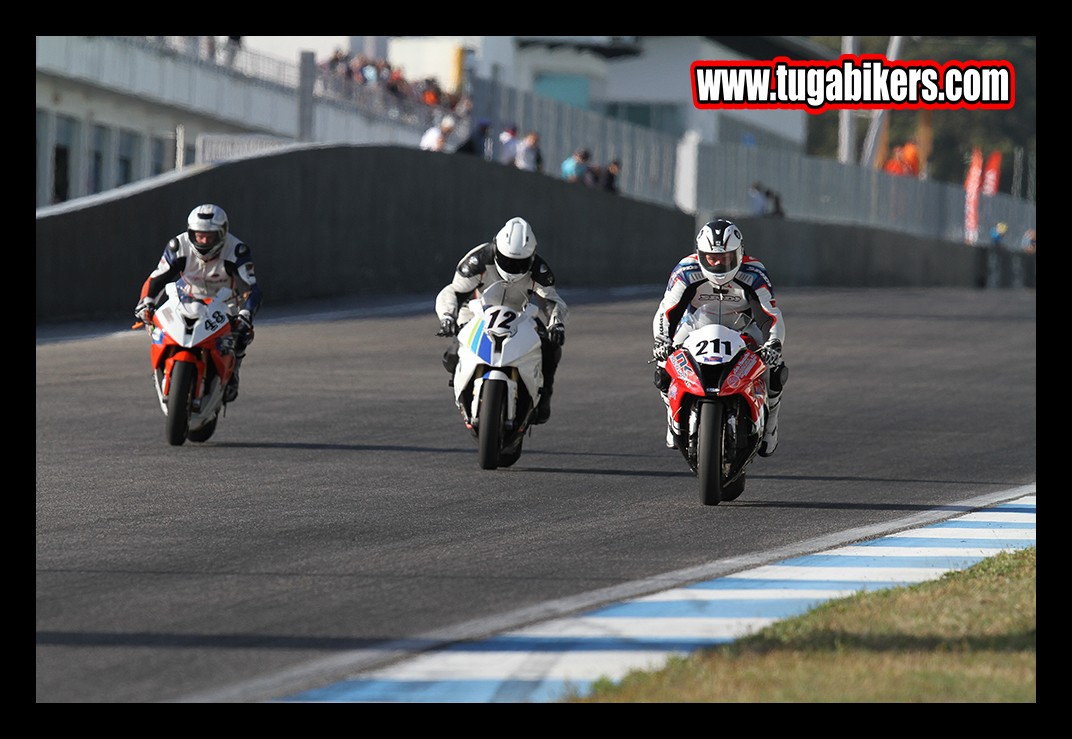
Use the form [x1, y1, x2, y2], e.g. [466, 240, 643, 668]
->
[434, 241, 569, 423]
[137, 232, 262, 402]
[653, 253, 786, 455]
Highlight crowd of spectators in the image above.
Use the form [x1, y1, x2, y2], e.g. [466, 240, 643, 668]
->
[318, 48, 470, 129]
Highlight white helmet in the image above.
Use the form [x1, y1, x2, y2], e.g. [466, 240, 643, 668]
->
[187, 204, 228, 261]
[695, 218, 743, 286]
[493, 217, 537, 283]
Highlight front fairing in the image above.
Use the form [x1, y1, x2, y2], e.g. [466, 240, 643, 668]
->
[665, 322, 767, 426]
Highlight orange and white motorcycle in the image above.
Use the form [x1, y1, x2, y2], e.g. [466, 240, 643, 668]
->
[133, 281, 238, 446]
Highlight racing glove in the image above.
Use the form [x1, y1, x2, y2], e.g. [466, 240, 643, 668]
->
[436, 316, 458, 337]
[757, 338, 782, 367]
[653, 336, 673, 361]
[134, 297, 155, 324]
[548, 323, 566, 346]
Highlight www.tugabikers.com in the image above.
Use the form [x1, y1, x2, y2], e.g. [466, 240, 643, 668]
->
[691, 54, 1014, 112]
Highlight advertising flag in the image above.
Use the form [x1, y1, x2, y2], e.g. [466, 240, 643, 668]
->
[964, 148, 984, 244]
[982, 150, 1003, 196]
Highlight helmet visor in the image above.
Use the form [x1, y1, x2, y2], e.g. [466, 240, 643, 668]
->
[495, 251, 533, 276]
[701, 250, 740, 275]
[189, 229, 222, 255]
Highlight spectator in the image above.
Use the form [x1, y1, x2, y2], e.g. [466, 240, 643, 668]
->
[1013, 227, 1035, 288]
[420, 115, 456, 152]
[990, 221, 1008, 248]
[561, 148, 591, 183]
[767, 189, 785, 218]
[986, 222, 1008, 288]
[883, 143, 919, 178]
[222, 36, 242, 68]
[1020, 228, 1036, 255]
[421, 78, 442, 108]
[749, 182, 769, 215]
[498, 124, 519, 166]
[515, 131, 543, 172]
[455, 118, 492, 159]
[597, 159, 621, 194]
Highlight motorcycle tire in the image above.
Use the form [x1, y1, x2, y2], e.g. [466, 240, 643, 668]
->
[721, 473, 745, 502]
[498, 438, 523, 468]
[478, 380, 506, 470]
[165, 361, 197, 446]
[697, 401, 725, 506]
[187, 412, 218, 443]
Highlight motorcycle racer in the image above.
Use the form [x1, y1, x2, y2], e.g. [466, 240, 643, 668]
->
[653, 218, 787, 456]
[435, 216, 569, 424]
[134, 204, 262, 404]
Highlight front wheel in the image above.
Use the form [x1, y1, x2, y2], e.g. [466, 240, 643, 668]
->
[165, 361, 197, 446]
[187, 412, 218, 443]
[696, 401, 725, 506]
[478, 380, 506, 470]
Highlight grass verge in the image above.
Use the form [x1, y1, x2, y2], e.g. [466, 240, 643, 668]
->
[566, 546, 1035, 702]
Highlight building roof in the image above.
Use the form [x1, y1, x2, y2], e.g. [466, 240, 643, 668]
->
[707, 36, 838, 61]
[515, 36, 838, 61]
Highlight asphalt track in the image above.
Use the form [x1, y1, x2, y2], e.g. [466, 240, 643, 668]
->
[36, 286, 1036, 703]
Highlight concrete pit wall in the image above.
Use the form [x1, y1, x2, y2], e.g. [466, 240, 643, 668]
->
[36, 145, 1032, 326]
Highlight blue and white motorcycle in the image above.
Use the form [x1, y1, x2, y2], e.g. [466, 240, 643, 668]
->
[451, 281, 545, 470]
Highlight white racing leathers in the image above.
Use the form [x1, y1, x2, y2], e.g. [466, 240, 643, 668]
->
[435, 242, 568, 329]
[141, 232, 261, 318]
[653, 253, 785, 451]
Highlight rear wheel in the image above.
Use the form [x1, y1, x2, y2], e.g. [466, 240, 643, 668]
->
[165, 361, 197, 446]
[697, 402, 724, 506]
[478, 380, 506, 470]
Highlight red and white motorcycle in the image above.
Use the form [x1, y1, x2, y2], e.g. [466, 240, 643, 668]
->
[133, 282, 238, 446]
[656, 312, 775, 506]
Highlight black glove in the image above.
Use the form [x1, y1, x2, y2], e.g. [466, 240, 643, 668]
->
[436, 316, 458, 337]
[653, 337, 673, 361]
[757, 338, 782, 367]
[134, 297, 155, 323]
[234, 310, 254, 345]
[548, 323, 566, 346]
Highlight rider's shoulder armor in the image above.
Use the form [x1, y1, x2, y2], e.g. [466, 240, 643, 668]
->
[458, 242, 495, 278]
[737, 256, 773, 292]
[166, 237, 181, 253]
[531, 255, 555, 287]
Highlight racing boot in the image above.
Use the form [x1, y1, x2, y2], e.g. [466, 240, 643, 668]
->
[535, 388, 552, 424]
[224, 368, 240, 404]
[443, 340, 459, 388]
[758, 392, 781, 457]
[224, 353, 244, 404]
[661, 393, 676, 448]
[534, 339, 561, 424]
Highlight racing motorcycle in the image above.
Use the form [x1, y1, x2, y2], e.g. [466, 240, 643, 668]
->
[451, 280, 545, 470]
[656, 312, 776, 506]
[132, 281, 238, 446]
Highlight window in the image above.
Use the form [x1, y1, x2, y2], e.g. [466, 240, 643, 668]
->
[150, 136, 168, 176]
[52, 115, 79, 204]
[534, 73, 590, 110]
[89, 124, 108, 194]
[601, 102, 684, 138]
[117, 129, 139, 186]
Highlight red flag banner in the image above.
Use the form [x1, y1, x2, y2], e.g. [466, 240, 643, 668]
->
[964, 148, 983, 244]
[982, 150, 1002, 196]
